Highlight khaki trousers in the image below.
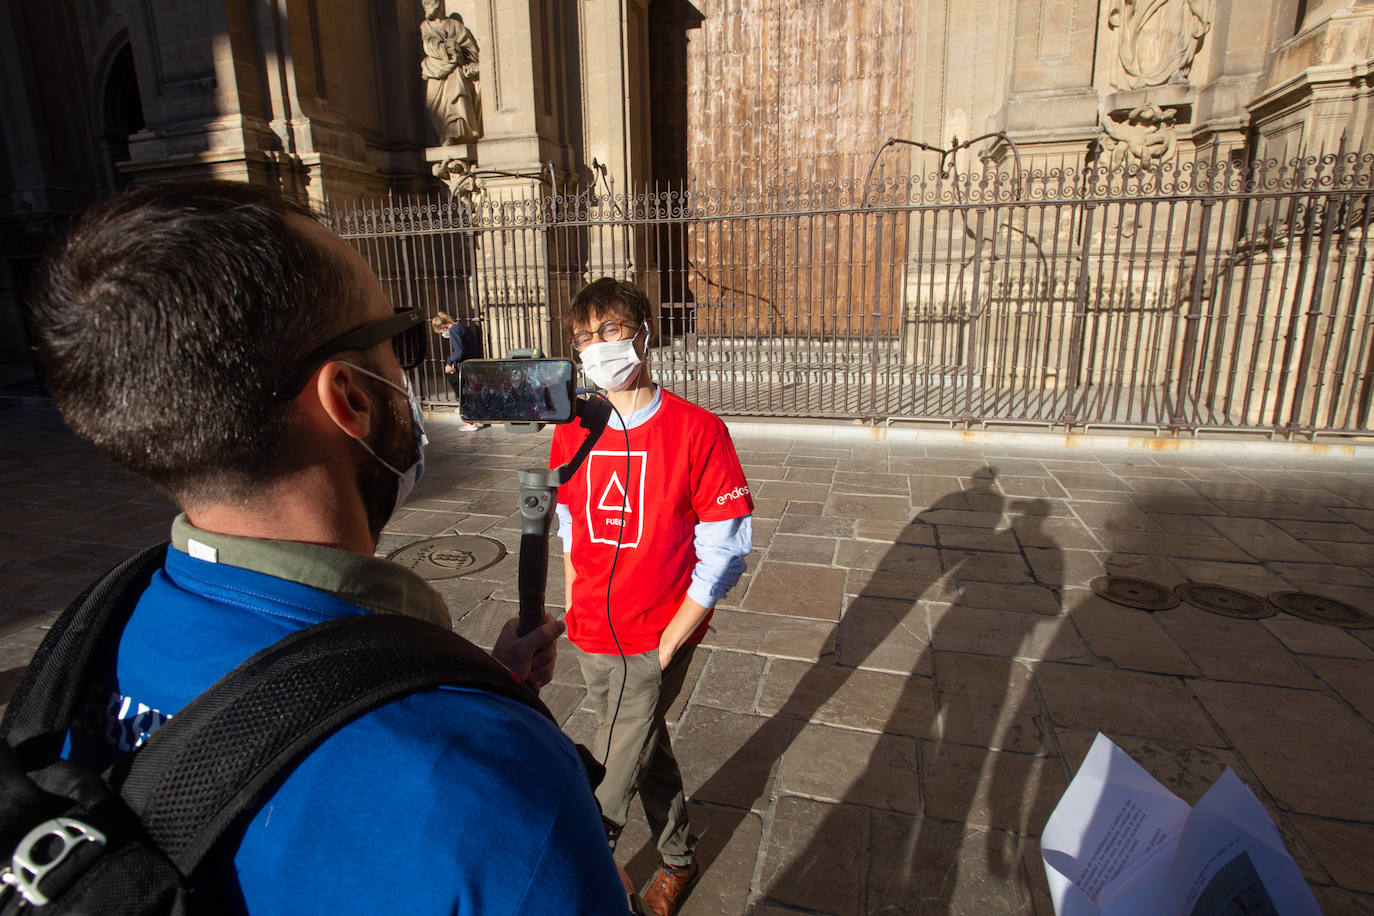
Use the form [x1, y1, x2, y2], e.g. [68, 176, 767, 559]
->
[575, 643, 697, 867]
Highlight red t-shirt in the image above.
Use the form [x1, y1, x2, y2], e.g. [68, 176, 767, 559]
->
[550, 389, 754, 654]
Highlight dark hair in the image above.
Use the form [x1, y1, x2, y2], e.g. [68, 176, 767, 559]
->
[26, 179, 360, 505]
[568, 277, 651, 330]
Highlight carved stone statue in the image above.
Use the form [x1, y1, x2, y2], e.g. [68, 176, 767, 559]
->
[432, 156, 477, 202]
[1107, 0, 1213, 90]
[420, 0, 482, 145]
[1099, 102, 1179, 170]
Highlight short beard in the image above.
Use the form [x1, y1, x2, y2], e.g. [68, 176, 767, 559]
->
[356, 375, 419, 545]
[358, 456, 397, 546]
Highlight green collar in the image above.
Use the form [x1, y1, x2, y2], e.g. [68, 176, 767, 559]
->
[170, 515, 450, 629]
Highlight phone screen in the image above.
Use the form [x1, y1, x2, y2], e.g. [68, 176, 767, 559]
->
[458, 358, 577, 424]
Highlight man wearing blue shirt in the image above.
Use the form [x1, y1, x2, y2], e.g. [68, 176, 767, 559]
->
[25, 180, 629, 914]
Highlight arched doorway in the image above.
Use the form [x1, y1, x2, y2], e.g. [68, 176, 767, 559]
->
[96, 42, 144, 193]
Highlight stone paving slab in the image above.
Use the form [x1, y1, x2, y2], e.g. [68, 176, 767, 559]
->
[1189, 680, 1374, 822]
[756, 659, 937, 737]
[677, 705, 790, 813]
[1066, 595, 1200, 676]
[776, 723, 920, 813]
[3, 403, 1374, 913]
[836, 596, 936, 675]
[1036, 663, 1225, 747]
[933, 652, 1051, 754]
[1291, 817, 1374, 894]
[920, 740, 1068, 834]
[1152, 608, 1324, 688]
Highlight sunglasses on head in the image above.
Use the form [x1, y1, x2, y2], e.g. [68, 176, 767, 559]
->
[272, 309, 428, 401]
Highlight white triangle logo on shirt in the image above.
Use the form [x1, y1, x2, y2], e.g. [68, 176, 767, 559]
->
[597, 471, 632, 513]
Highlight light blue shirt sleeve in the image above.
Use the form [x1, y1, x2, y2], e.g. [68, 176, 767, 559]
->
[687, 514, 753, 608]
[555, 502, 573, 554]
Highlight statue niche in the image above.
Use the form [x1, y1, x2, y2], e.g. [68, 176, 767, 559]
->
[421, 0, 482, 146]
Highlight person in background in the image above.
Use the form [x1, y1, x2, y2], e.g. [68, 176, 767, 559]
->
[432, 311, 482, 431]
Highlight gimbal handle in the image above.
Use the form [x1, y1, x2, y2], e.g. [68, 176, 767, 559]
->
[515, 397, 612, 638]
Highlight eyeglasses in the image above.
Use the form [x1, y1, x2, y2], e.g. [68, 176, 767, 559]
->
[569, 319, 638, 350]
[272, 309, 428, 401]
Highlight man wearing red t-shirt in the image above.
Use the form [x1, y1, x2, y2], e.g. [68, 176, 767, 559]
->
[551, 279, 753, 916]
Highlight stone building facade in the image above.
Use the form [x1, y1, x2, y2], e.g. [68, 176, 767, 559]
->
[3, 0, 1372, 381]
[667, 0, 1374, 189]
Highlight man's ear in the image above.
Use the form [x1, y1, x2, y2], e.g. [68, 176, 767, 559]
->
[313, 360, 377, 441]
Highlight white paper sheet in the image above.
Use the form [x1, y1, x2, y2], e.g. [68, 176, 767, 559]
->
[1041, 733, 1321, 916]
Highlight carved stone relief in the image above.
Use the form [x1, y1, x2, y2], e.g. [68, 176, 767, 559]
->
[1097, 102, 1180, 169]
[1096, 0, 1213, 168]
[431, 156, 473, 200]
[1106, 0, 1213, 90]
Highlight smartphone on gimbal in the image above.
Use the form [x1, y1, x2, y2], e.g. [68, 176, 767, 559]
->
[457, 358, 578, 425]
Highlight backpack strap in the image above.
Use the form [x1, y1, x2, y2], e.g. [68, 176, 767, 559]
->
[1, 542, 169, 757]
[115, 613, 552, 878]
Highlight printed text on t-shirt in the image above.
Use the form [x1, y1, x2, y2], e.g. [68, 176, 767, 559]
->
[716, 484, 750, 506]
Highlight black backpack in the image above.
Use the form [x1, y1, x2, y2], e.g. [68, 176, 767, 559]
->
[0, 542, 569, 914]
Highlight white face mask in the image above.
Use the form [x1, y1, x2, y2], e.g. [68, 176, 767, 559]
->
[579, 324, 646, 392]
[338, 362, 427, 515]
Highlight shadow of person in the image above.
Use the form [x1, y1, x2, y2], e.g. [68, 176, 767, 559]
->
[761, 483, 1073, 915]
[1039, 487, 1359, 912]
[632, 469, 1072, 913]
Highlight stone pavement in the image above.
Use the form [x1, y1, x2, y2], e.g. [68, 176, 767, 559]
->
[2, 400, 1374, 914]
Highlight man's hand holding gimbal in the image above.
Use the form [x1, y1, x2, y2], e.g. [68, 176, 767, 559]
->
[492, 613, 564, 689]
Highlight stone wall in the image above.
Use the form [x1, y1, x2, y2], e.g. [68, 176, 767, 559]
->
[5, 0, 1374, 387]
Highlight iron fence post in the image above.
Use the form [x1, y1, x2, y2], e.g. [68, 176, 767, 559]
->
[540, 187, 553, 355]
[870, 207, 884, 420]
[1288, 190, 1341, 432]
[1172, 197, 1214, 428]
[965, 207, 988, 424]
[1063, 202, 1095, 426]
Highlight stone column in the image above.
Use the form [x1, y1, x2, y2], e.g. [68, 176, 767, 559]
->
[993, 0, 1102, 159]
[576, 0, 653, 291]
[438, 0, 566, 356]
[118, 3, 299, 192]
[451, 0, 584, 182]
[118, 0, 429, 203]
[451, 0, 653, 345]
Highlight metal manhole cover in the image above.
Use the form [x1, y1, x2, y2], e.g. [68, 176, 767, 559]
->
[1174, 582, 1273, 619]
[386, 535, 507, 580]
[1267, 592, 1374, 629]
[1090, 576, 1180, 611]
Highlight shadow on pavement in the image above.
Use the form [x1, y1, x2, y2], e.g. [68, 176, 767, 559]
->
[629, 469, 1071, 914]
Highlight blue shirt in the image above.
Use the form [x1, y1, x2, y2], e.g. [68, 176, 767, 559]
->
[64, 521, 626, 915]
[554, 385, 752, 608]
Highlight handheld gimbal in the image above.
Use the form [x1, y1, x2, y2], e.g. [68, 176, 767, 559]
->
[513, 396, 612, 637]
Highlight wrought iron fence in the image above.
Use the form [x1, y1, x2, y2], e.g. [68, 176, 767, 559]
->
[326, 152, 1374, 436]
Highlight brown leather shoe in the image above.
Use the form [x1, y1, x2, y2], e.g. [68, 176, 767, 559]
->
[640, 860, 699, 916]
